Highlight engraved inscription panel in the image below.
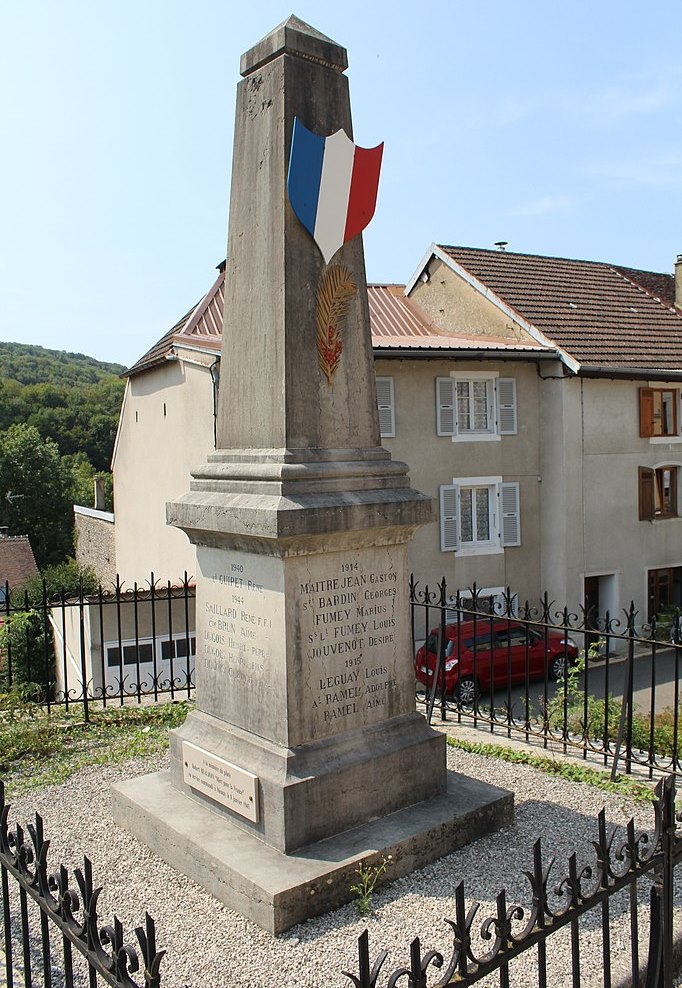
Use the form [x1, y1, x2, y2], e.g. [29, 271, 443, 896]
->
[195, 548, 284, 738]
[182, 741, 259, 822]
[294, 546, 409, 741]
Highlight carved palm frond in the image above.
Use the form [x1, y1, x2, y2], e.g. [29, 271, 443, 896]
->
[316, 264, 357, 385]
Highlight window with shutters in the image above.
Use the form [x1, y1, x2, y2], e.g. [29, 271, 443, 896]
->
[639, 465, 679, 520]
[376, 377, 395, 438]
[640, 388, 679, 438]
[436, 374, 516, 440]
[439, 478, 521, 554]
[445, 588, 519, 620]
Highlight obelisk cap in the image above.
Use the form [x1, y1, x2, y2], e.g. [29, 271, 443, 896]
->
[240, 14, 348, 77]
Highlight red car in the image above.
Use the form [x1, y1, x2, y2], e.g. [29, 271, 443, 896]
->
[415, 619, 578, 703]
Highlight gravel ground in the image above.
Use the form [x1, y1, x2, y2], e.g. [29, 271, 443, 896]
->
[2, 746, 680, 988]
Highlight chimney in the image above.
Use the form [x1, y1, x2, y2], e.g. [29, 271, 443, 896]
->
[676, 255, 682, 311]
[94, 477, 106, 511]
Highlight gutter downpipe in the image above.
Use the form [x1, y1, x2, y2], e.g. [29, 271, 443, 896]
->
[210, 358, 221, 448]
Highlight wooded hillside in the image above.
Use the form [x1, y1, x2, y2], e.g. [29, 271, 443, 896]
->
[0, 342, 126, 473]
[0, 342, 125, 567]
[0, 342, 125, 386]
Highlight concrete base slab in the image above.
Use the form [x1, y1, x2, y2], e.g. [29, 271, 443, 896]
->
[112, 770, 513, 935]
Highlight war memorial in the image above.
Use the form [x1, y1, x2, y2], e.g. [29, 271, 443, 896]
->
[112, 15, 513, 934]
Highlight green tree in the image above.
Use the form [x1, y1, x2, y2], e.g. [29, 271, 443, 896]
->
[0, 424, 74, 567]
[0, 609, 46, 688]
[63, 452, 114, 511]
[14, 559, 98, 606]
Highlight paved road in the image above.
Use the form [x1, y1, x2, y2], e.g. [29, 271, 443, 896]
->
[424, 646, 681, 717]
[578, 647, 680, 714]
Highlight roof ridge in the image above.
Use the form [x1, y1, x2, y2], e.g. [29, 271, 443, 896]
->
[439, 244, 669, 276]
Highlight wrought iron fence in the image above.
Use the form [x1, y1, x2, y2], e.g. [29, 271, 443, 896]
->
[0, 780, 165, 987]
[0, 575, 196, 722]
[410, 578, 682, 777]
[342, 775, 681, 988]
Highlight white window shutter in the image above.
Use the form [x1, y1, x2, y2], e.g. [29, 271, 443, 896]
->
[436, 378, 456, 436]
[376, 377, 395, 438]
[497, 378, 517, 435]
[440, 484, 458, 551]
[499, 482, 521, 546]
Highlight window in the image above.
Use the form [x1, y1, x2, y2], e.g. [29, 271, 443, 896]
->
[648, 567, 682, 622]
[104, 633, 197, 692]
[436, 375, 516, 439]
[460, 485, 492, 545]
[439, 479, 520, 553]
[496, 626, 531, 647]
[161, 635, 197, 662]
[376, 377, 395, 438]
[106, 641, 154, 668]
[639, 465, 679, 519]
[457, 379, 492, 433]
[640, 388, 679, 438]
[446, 587, 518, 619]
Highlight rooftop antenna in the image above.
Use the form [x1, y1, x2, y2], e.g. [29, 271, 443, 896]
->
[494, 241, 508, 252]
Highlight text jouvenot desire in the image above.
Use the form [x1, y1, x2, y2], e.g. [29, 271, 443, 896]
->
[299, 559, 399, 724]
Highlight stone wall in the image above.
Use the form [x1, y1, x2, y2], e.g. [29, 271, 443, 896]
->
[74, 508, 116, 589]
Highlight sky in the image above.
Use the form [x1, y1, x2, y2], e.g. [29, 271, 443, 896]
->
[2, 0, 682, 367]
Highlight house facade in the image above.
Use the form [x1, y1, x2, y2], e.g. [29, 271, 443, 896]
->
[76, 245, 682, 647]
[408, 245, 682, 625]
[78, 274, 552, 608]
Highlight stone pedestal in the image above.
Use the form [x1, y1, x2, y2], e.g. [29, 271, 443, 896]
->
[112, 15, 513, 934]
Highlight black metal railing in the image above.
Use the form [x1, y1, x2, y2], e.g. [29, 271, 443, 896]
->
[0, 574, 196, 722]
[342, 774, 681, 988]
[0, 780, 165, 987]
[411, 578, 682, 777]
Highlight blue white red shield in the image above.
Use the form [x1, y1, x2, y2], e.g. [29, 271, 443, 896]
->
[287, 117, 383, 264]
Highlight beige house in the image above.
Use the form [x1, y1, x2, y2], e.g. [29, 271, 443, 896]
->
[408, 245, 682, 626]
[77, 265, 551, 610]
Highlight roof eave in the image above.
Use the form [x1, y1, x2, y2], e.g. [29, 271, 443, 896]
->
[372, 346, 559, 361]
[124, 352, 179, 379]
[578, 364, 682, 382]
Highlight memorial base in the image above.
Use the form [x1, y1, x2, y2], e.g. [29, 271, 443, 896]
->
[112, 769, 513, 935]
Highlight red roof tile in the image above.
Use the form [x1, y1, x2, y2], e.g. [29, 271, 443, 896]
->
[438, 246, 682, 371]
[369, 284, 548, 351]
[0, 536, 38, 590]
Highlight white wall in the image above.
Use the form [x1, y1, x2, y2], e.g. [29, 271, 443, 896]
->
[541, 375, 682, 622]
[113, 359, 215, 585]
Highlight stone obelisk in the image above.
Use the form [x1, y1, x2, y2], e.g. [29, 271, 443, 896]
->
[113, 16, 512, 934]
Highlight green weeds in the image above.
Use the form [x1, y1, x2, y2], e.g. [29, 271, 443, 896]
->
[0, 689, 191, 796]
[446, 735, 656, 804]
[349, 854, 392, 916]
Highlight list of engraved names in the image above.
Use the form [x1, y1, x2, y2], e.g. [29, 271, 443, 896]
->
[200, 554, 278, 702]
[299, 556, 399, 727]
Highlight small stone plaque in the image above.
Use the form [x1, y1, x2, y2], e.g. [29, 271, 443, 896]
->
[182, 741, 259, 822]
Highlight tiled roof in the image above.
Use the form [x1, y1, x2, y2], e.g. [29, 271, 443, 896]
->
[369, 284, 549, 351]
[438, 246, 682, 371]
[0, 535, 38, 590]
[127, 273, 552, 377]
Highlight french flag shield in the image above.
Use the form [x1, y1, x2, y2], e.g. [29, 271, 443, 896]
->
[287, 117, 383, 264]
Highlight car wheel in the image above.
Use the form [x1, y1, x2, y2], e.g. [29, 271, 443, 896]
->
[549, 653, 569, 680]
[457, 676, 478, 706]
